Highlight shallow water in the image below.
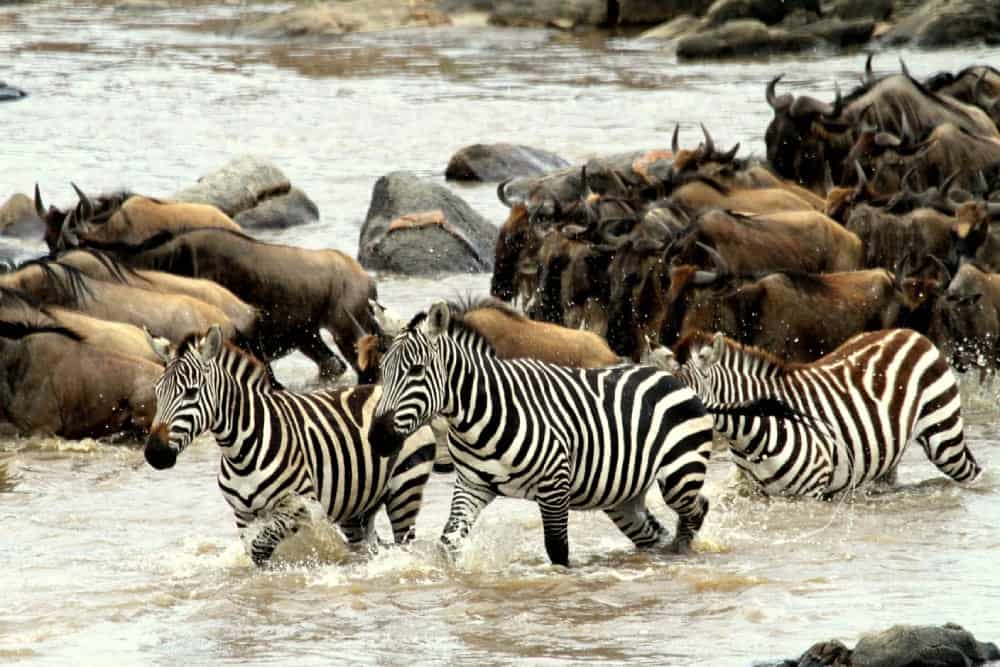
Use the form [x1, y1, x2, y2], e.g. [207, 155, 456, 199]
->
[2, 3, 1000, 664]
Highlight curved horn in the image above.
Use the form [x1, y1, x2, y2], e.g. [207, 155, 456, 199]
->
[826, 82, 843, 118]
[854, 160, 868, 189]
[929, 254, 952, 287]
[720, 142, 740, 162]
[610, 170, 630, 195]
[342, 304, 368, 338]
[699, 123, 715, 156]
[901, 166, 917, 193]
[70, 182, 93, 220]
[766, 75, 792, 112]
[496, 178, 514, 208]
[672, 123, 680, 155]
[899, 58, 912, 80]
[696, 241, 730, 276]
[865, 53, 874, 84]
[34, 183, 45, 218]
[824, 161, 835, 193]
[940, 169, 961, 196]
[692, 270, 719, 286]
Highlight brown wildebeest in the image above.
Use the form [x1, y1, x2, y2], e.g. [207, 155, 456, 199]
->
[661, 266, 902, 362]
[0, 320, 160, 439]
[668, 175, 820, 215]
[98, 228, 377, 378]
[0, 259, 240, 346]
[926, 65, 1000, 128]
[927, 261, 1000, 375]
[0, 287, 165, 365]
[56, 249, 259, 338]
[844, 203, 954, 271]
[491, 201, 539, 306]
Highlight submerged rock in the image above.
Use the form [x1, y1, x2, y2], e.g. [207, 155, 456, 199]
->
[489, 0, 607, 28]
[0, 193, 41, 239]
[445, 143, 569, 182]
[616, 0, 713, 25]
[359, 171, 497, 275]
[233, 187, 319, 230]
[0, 81, 27, 102]
[881, 0, 1000, 47]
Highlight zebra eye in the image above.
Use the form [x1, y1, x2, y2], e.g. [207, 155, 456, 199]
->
[183, 387, 199, 399]
[407, 364, 425, 377]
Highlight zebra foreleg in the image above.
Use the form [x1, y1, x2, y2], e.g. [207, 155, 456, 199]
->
[440, 475, 495, 556]
[604, 499, 666, 550]
[339, 509, 378, 548]
[241, 503, 310, 567]
[536, 453, 572, 566]
[385, 444, 435, 544]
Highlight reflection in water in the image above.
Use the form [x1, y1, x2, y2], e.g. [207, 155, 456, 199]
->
[1, 2, 1000, 665]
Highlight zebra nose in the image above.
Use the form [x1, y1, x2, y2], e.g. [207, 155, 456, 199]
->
[144, 426, 178, 470]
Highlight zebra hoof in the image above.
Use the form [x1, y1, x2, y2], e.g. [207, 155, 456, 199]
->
[668, 539, 695, 556]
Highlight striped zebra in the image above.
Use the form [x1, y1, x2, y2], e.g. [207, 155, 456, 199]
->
[369, 301, 714, 566]
[674, 329, 984, 497]
[143, 325, 436, 566]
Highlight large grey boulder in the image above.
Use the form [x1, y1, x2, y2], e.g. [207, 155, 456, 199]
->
[445, 143, 569, 182]
[881, 0, 1000, 47]
[172, 157, 318, 230]
[676, 19, 817, 59]
[616, 0, 714, 25]
[0, 193, 41, 239]
[827, 0, 892, 21]
[359, 171, 497, 275]
[799, 17, 875, 47]
[852, 623, 1000, 666]
[489, 0, 607, 28]
[705, 0, 819, 26]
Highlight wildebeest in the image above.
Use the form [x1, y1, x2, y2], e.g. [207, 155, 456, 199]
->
[97, 228, 377, 378]
[660, 267, 902, 362]
[0, 320, 160, 439]
[37, 185, 242, 253]
[928, 262, 1000, 374]
[0, 259, 241, 345]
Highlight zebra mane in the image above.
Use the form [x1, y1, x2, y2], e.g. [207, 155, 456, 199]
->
[445, 295, 527, 323]
[175, 333, 281, 390]
[674, 330, 787, 374]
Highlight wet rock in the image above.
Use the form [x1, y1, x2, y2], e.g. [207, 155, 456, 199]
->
[239, 0, 450, 38]
[881, 0, 1000, 47]
[616, 0, 714, 25]
[797, 17, 875, 47]
[445, 143, 569, 182]
[827, 0, 892, 21]
[233, 187, 319, 230]
[359, 171, 497, 275]
[488, 0, 607, 29]
[852, 623, 1000, 667]
[705, 0, 818, 26]
[172, 156, 292, 215]
[797, 640, 852, 666]
[0, 81, 27, 102]
[0, 193, 41, 239]
[676, 19, 817, 59]
[638, 14, 707, 39]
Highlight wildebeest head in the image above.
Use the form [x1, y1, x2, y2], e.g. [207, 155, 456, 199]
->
[929, 262, 997, 372]
[765, 75, 848, 191]
[144, 325, 223, 470]
[671, 123, 742, 181]
[949, 200, 1000, 266]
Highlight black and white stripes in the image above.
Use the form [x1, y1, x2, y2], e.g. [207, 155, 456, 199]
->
[144, 326, 435, 566]
[370, 301, 714, 566]
[676, 329, 983, 497]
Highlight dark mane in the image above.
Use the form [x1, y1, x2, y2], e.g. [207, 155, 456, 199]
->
[58, 249, 148, 285]
[0, 319, 83, 342]
[15, 259, 94, 304]
[89, 190, 137, 225]
[406, 311, 427, 330]
[0, 286, 43, 310]
[81, 227, 255, 257]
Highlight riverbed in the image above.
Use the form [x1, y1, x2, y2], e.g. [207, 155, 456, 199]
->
[2, 3, 999, 664]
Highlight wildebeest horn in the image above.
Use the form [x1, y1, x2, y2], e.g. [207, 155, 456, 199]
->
[672, 123, 680, 155]
[720, 142, 740, 162]
[900, 113, 914, 145]
[928, 254, 952, 287]
[823, 161, 835, 193]
[854, 160, 868, 189]
[977, 170, 989, 193]
[864, 53, 874, 84]
[610, 170, 630, 195]
[826, 82, 843, 118]
[497, 178, 514, 208]
[766, 75, 792, 112]
[901, 166, 916, 193]
[699, 123, 714, 156]
[940, 170, 960, 196]
[692, 270, 719, 285]
[696, 241, 730, 276]
[70, 182, 93, 220]
[342, 304, 368, 338]
[899, 58, 911, 79]
[34, 183, 45, 218]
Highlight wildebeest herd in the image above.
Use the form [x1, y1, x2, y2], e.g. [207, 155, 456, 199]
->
[1, 56, 996, 567]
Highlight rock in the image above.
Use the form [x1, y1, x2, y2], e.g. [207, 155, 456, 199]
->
[239, 0, 450, 38]
[172, 156, 291, 217]
[359, 171, 497, 275]
[616, 0, 714, 25]
[445, 143, 570, 182]
[797, 17, 875, 47]
[0, 81, 27, 102]
[852, 623, 999, 667]
[0, 193, 41, 239]
[489, 0, 607, 29]
[233, 187, 319, 230]
[796, 640, 852, 667]
[676, 19, 817, 59]
[881, 0, 1000, 47]
[638, 14, 707, 39]
[705, 0, 818, 26]
[827, 0, 892, 21]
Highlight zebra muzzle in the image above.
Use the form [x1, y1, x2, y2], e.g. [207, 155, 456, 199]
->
[144, 427, 178, 470]
[369, 412, 405, 458]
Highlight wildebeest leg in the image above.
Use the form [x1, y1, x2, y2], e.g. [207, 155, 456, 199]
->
[327, 314, 363, 373]
[604, 498, 667, 550]
[297, 330, 346, 380]
[384, 443, 435, 544]
[440, 473, 496, 555]
[660, 482, 709, 555]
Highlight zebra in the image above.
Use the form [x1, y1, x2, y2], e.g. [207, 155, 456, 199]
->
[143, 325, 436, 566]
[369, 300, 715, 567]
[674, 329, 984, 497]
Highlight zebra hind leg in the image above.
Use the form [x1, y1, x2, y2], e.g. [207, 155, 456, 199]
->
[915, 400, 983, 485]
[659, 480, 710, 555]
[604, 499, 666, 551]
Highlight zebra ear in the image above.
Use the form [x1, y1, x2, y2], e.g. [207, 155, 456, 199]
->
[424, 301, 451, 341]
[710, 332, 726, 364]
[197, 325, 224, 362]
[144, 326, 173, 364]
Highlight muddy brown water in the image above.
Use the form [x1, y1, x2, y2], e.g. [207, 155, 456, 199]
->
[2, 3, 1000, 664]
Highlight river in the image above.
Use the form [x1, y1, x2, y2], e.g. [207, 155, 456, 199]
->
[1, 2, 999, 665]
